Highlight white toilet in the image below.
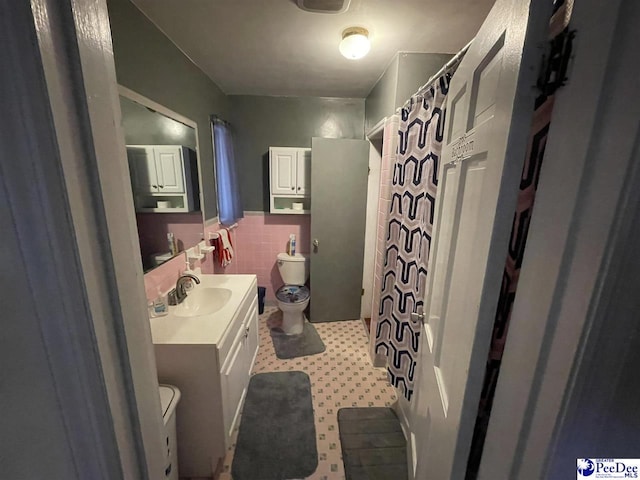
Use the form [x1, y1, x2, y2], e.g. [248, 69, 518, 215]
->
[275, 252, 310, 335]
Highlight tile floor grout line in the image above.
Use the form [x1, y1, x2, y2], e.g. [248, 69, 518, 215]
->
[216, 306, 397, 480]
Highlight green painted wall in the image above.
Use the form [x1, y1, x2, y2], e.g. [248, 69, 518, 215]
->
[229, 95, 365, 212]
[364, 55, 399, 133]
[107, 0, 229, 221]
[395, 53, 454, 108]
[365, 52, 453, 132]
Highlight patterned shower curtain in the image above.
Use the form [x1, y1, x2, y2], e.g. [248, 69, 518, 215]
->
[375, 73, 452, 401]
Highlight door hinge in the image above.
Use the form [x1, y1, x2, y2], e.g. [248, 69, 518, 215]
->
[368, 167, 371, 175]
[536, 28, 575, 96]
[361, 288, 364, 296]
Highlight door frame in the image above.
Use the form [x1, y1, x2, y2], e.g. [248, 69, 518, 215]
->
[361, 123, 384, 321]
[3, 0, 165, 478]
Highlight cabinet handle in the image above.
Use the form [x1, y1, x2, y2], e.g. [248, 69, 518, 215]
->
[291, 187, 295, 190]
[297, 187, 301, 190]
[158, 185, 164, 188]
[152, 185, 158, 188]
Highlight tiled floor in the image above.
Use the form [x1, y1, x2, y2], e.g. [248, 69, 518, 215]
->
[218, 307, 397, 480]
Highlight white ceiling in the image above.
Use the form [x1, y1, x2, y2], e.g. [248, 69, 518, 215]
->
[131, 0, 495, 98]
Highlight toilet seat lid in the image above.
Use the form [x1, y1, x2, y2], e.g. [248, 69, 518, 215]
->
[276, 285, 310, 304]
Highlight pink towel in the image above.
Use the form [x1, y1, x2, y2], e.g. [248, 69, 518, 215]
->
[214, 228, 234, 267]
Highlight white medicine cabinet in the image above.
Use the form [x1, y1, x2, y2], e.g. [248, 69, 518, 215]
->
[127, 145, 200, 212]
[269, 146, 311, 214]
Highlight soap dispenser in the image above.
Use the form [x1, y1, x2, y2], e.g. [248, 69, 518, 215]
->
[182, 261, 197, 292]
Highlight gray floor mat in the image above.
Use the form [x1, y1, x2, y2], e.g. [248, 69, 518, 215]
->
[232, 371, 318, 480]
[270, 319, 326, 359]
[338, 407, 408, 480]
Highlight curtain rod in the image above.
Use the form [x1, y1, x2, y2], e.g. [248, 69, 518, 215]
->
[211, 115, 231, 127]
[396, 39, 474, 114]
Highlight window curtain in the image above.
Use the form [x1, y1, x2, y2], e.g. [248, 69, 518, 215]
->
[212, 117, 243, 225]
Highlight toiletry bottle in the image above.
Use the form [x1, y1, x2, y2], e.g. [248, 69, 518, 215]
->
[153, 287, 168, 317]
[289, 234, 296, 256]
[167, 232, 177, 255]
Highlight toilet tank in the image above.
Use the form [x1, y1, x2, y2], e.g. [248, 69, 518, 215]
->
[277, 252, 309, 285]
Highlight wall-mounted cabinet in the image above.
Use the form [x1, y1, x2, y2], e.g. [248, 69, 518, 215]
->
[269, 146, 310, 214]
[127, 145, 200, 212]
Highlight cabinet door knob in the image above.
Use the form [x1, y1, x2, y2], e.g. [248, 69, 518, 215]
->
[291, 187, 295, 190]
[152, 185, 158, 188]
[159, 185, 164, 188]
[297, 187, 301, 190]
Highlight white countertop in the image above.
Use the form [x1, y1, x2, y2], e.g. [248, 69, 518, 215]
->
[150, 274, 257, 345]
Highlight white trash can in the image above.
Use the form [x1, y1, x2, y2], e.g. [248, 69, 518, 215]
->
[159, 384, 181, 480]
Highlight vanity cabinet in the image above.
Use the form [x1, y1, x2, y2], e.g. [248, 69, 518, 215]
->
[220, 294, 259, 441]
[127, 145, 200, 212]
[269, 146, 311, 214]
[152, 275, 258, 478]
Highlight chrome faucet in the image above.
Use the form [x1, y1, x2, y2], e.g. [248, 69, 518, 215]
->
[171, 273, 201, 305]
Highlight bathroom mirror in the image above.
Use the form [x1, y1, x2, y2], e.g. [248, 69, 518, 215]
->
[118, 88, 208, 272]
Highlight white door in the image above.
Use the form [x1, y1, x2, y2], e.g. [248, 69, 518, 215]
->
[411, 0, 551, 478]
[296, 149, 311, 195]
[270, 147, 297, 195]
[154, 146, 184, 193]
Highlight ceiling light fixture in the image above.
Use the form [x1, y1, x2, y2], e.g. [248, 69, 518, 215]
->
[339, 27, 370, 60]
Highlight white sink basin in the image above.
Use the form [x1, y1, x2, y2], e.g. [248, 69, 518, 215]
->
[173, 287, 232, 318]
